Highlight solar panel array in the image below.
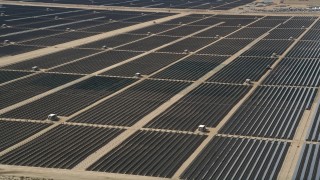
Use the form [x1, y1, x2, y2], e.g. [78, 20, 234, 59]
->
[89, 130, 206, 178]
[0, 3, 320, 180]
[181, 136, 290, 179]
[0, 4, 174, 57]
[0, 124, 124, 169]
[12, 0, 255, 10]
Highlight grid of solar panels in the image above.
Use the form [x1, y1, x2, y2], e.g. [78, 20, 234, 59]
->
[263, 17, 320, 87]
[0, 76, 137, 120]
[181, 136, 290, 180]
[0, 124, 124, 169]
[1, 12, 319, 180]
[13, 0, 255, 10]
[0, 4, 174, 57]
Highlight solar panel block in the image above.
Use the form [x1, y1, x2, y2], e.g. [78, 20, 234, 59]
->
[78, 34, 146, 49]
[69, 80, 191, 126]
[157, 37, 216, 53]
[228, 27, 270, 39]
[188, 17, 223, 26]
[0, 76, 136, 120]
[181, 137, 289, 180]
[263, 58, 320, 87]
[0, 121, 51, 152]
[81, 22, 138, 33]
[221, 18, 257, 27]
[129, 24, 178, 35]
[101, 53, 187, 77]
[152, 55, 228, 81]
[0, 29, 62, 43]
[159, 25, 206, 36]
[0, 45, 41, 57]
[163, 16, 204, 25]
[123, 14, 172, 23]
[118, 35, 179, 51]
[49, 51, 141, 74]
[286, 40, 320, 59]
[0, 124, 124, 169]
[302, 29, 320, 41]
[193, 26, 239, 38]
[207, 56, 277, 83]
[278, 19, 315, 28]
[0, 73, 82, 109]
[19, 31, 99, 47]
[197, 38, 253, 55]
[293, 143, 320, 179]
[0, 70, 33, 84]
[220, 86, 317, 139]
[1, 48, 101, 71]
[307, 103, 320, 142]
[248, 19, 285, 28]
[145, 83, 251, 131]
[0, 27, 31, 36]
[88, 130, 207, 178]
[264, 28, 305, 40]
[240, 39, 294, 57]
